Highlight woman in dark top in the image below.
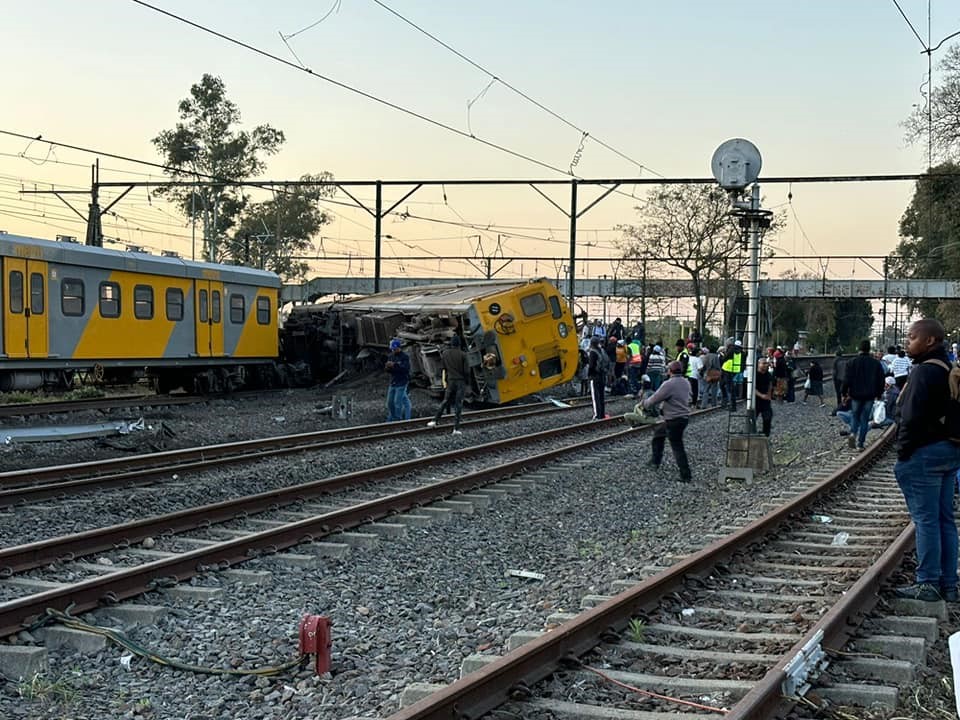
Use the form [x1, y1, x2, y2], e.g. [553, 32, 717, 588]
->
[803, 360, 825, 407]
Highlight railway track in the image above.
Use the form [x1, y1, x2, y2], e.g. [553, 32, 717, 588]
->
[0, 396, 602, 505]
[0, 403, 656, 639]
[385, 426, 922, 719]
[0, 392, 239, 419]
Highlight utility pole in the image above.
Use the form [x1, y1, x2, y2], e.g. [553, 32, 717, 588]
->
[881, 257, 888, 346]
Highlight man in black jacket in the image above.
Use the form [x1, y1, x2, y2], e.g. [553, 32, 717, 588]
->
[427, 335, 471, 435]
[841, 340, 886, 450]
[893, 318, 960, 602]
[588, 336, 607, 420]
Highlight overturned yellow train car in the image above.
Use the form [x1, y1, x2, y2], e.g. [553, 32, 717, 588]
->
[284, 278, 579, 403]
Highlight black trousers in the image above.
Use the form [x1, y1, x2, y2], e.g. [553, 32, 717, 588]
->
[434, 380, 466, 428]
[590, 377, 606, 419]
[687, 377, 699, 405]
[833, 377, 844, 405]
[652, 417, 691, 480]
[757, 406, 772, 436]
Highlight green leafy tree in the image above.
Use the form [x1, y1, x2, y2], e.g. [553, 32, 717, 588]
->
[152, 74, 285, 261]
[228, 174, 335, 280]
[890, 163, 960, 333]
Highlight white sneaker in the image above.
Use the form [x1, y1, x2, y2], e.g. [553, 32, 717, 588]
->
[426, 420, 437, 427]
[452, 429, 462, 435]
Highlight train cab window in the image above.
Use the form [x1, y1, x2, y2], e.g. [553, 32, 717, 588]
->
[165, 288, 184, 321]
[549, 295, 563, 319]
[198, 289, 208, 323]
[519, 292, 547, 317]
[256, 296, 271, 325]
[8, 271, 23, 314]
[211, 291, 222, 323]
[30, 273, 44, 315]
[230, 294, 245, 324]
[61, 279, 84, 317]
[99, 281, 121, 318]
[134, 285, 154, 320]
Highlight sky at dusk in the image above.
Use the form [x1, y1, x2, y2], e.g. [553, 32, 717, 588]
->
[1, 0, 957, 287]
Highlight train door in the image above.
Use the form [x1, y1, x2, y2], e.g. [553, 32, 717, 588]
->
[3, 258, 48, 358]
[194, 279, 225, 357]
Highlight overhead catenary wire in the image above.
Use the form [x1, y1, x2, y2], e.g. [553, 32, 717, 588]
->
[129, 0, 582, 179]
[368, 0, 663, 177]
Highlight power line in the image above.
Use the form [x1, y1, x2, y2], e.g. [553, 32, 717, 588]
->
[129, 0, 580, 178]
[368, 0, 662, 177]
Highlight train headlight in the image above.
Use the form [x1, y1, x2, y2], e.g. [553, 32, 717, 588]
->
[557, 321, 569, 338]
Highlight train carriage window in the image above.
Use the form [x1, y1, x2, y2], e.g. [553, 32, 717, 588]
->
[198, 289, 208, 323]
[230, 294, 245, 324]
[549, 295, 563, 319]
[166, 288, 184, 321]
[519, 292, 547, 317]
[134, 285, 154, 320]
[256, 296, 271, 325]
[212, 291, 221, 323]
[8, 271, 23, 314]
[30, 273, 44, 315]
[61, 279, 84, 317]
[98, 281, 121, 318]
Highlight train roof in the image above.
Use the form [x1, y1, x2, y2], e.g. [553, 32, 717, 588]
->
[334, 278, 558, 313]
[0, 233, 281, 288]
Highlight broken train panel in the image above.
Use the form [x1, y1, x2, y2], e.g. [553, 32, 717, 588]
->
[282, 278, 578, 403]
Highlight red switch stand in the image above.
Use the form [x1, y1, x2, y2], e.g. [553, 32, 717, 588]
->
[299, 615, 332, 675]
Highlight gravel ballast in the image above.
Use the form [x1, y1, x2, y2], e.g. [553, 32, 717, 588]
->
[0, 388, 875, 720]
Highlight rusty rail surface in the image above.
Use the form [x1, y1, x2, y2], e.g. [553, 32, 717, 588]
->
[385, 426, 899, 720]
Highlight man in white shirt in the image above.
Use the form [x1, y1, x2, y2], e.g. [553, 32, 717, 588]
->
[891, 349, 912, 389]
[881, 345, 898, 374]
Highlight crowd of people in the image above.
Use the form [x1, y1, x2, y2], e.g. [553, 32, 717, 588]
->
[382, 315, 960, 605]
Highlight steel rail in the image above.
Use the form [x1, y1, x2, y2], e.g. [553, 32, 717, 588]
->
[384, 426, 896, 720]
[0, 399, 583, 490]
[723, 522, 915, 719]
[0, 423, 636, 638]
[0, 394, 189, 418]
[0, 416, 629, 576]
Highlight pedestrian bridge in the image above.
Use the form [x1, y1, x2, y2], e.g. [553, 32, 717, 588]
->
[281, 277, 953, 302]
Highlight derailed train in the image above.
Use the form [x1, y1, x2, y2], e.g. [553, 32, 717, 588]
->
[0, 234, 579, 402]
[281, 278, 581, 403]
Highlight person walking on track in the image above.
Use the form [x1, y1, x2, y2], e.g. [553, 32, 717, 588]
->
[427, 335, 471, 435]
[642, 360, 693, 482]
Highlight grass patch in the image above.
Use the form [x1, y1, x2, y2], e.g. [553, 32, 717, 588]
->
[627, 618, 646, 643]
[17, 673, 78, 707]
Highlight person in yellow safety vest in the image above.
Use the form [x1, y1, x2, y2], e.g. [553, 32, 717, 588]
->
[721, 340, 744, 411]
[627, 338, 643, 393]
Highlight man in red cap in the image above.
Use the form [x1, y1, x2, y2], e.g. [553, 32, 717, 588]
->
[642, 360, 693, 482]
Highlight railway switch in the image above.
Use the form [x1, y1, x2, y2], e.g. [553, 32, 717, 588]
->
[299, 615, 332, 675]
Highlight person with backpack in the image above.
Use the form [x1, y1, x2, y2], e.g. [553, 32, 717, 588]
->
[588, 336, 608, 420]
[892, 318, 960, 602]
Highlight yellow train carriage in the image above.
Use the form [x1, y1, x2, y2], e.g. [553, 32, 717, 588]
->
[0, 234, 280, 391]
[332, 278, 578, 403]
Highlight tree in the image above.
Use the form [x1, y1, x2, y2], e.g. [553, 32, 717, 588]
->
[227, 174, 335, 280]
[617, 184, 776, 337]
[904, 44, 960, 162]
[890, 163, 960, 333]
[152, 74, 285, 261]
